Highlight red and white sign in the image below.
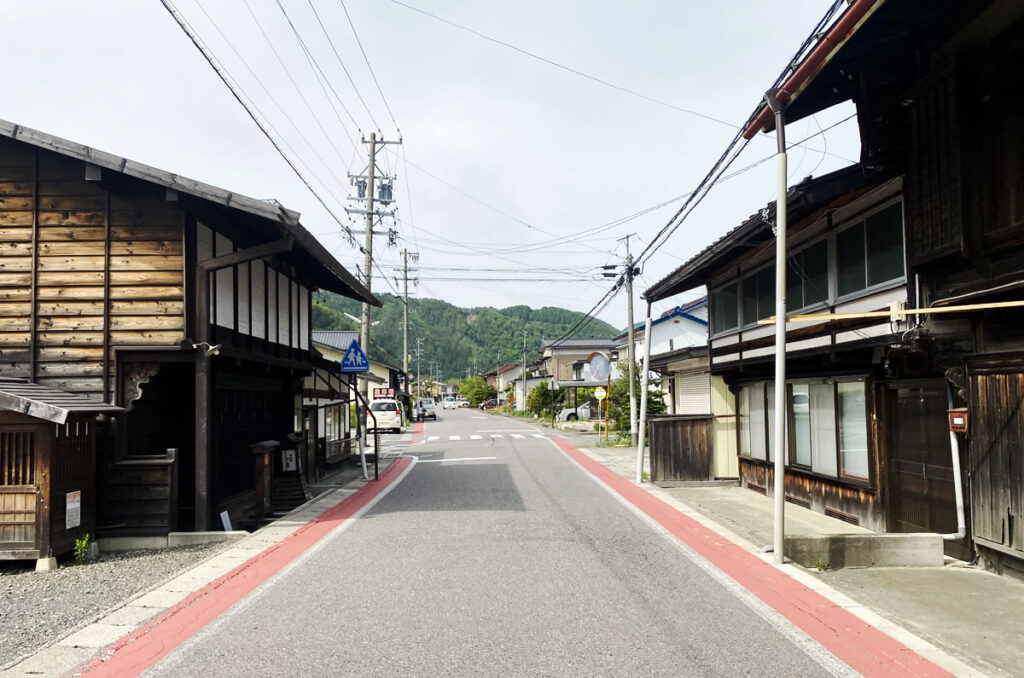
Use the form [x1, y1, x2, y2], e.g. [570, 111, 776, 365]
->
[373, 387, 396, 399]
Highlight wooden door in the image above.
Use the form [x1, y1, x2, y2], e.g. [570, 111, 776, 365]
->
[888, 382, 958, 534]
[969, 369, 1024, 555]
[0, 426, 42, 555]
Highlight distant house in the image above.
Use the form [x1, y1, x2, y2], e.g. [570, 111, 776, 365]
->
[0, 120, 375, 563]
[539, 337, 619, 387]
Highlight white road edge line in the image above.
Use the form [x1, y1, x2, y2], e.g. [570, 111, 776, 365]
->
[149, 456, 419, 673]
[545, 438, 855, 678]
[550, 438, 981, 678]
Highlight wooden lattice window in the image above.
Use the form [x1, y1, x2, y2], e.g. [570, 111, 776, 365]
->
[0, 430, 36, 486]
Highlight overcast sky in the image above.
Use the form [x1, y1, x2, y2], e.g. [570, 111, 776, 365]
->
[0, 1, 860, 331]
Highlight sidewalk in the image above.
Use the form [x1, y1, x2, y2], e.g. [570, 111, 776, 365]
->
[1, 453, 405, 678]
[564, 435, 1024, 678]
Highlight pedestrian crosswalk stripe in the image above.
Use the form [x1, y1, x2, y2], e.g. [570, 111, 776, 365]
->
[490, 434, 503, 438]
[531, 433, 545, 438]
[428, 435, 439, 441]
[449, 435, 461, 441]
[470, 435, 482, 440]
[511, 434, 524, 439]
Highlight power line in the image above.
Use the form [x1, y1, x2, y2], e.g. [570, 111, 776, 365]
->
[296, 0, 381, 131]
[160, 0, 358, 245]
[338, 0, 400, 131]
[190, 0, 353, 191]
[240, 0, 355, 166]
[386, 0, 850, 163]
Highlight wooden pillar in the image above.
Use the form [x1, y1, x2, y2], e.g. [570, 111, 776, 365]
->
[194, 265, 212, 530]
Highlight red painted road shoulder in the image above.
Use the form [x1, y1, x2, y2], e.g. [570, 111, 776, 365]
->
[550, 436, 953, 678]
[76, 455, 415, 677]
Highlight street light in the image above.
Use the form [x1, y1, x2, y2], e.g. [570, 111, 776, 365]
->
[344, 311, 379, 328]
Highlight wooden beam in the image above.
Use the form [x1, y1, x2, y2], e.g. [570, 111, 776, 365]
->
[199, 237, 292, 272]
[759, 299, 1024, 324]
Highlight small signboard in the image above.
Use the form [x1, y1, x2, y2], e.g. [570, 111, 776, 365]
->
[65, 491, 81, 530]
[373, 387, 396, 399]
[282, 449, 297, 472]
[595, 386, 607, 401]
[340, 339, 370, 373]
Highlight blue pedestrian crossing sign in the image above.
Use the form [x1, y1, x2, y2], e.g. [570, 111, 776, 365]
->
[340, 339, 370, 373]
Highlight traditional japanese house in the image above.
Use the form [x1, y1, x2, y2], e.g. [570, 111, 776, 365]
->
[646, 166, 906, 531]
[0, 120, 377, 550]
[648, 0, 1024, 567]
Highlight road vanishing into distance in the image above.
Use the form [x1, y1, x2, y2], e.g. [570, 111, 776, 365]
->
[142, 408, 850, 677]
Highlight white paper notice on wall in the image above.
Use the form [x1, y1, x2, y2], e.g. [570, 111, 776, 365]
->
[282, 449, 297, 472]
[66, 491, 81, 530]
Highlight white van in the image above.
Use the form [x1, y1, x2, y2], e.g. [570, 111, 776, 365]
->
[442, 396, 456, 410]
[368, 399, 405, 433]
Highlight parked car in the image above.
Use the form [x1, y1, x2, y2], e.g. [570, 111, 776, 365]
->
[368, 399, 405, 433]
[416, 397, 438, 421]
[480, 398, 499, 410]
[442, 396, 456, 410]
[456, 397, 470, 408]
[558, 403, 592, 421]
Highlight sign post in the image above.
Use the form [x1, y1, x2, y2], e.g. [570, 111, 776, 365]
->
[339, 340, 373, 479]
[595, 386, 607, 441]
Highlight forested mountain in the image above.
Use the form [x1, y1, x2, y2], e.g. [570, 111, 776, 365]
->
[313, 292, 620, 380]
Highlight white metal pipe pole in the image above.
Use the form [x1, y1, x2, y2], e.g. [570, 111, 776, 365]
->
[635, 300, 653, 483]
[767, 91, 788, 564]
[626, 253, 638, 447]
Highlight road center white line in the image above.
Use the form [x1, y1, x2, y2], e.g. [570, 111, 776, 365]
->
[470, 435, 483, 440]
[415, 456, 497, 463]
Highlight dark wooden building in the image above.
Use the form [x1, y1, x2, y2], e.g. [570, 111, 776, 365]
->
[647, 0, 1024, 569]
[0, 120, 377, 554]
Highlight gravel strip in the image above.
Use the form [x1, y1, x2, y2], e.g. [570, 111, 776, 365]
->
[0, 541, 233, 668]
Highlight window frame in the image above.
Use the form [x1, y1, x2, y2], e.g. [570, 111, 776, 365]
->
[834, 198, 908, 304]
[735, 376, 874, 489]
[708, 196, 906, 338]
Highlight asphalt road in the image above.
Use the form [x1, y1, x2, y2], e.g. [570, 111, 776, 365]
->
[145, 408, 849, 677]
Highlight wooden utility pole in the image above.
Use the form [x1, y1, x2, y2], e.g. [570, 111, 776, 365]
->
[403, 248, 409, 388]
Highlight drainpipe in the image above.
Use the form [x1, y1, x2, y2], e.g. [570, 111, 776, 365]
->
[943, 383, 967, 541]
[635, 300, 654, 483]
[767, 89, 788, 565]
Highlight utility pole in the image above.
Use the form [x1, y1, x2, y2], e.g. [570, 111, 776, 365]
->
[522, 328, 528, 412]
[415, 337, 423, 399]
[346, 134, 402, 404]
[359, 133, 377, 405]
[620, 234, 639, 447]
[403, 248, 409, 390]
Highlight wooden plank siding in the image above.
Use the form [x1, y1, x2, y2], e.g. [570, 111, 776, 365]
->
[648, 415, 713, 483]
[0, 140, 186, 402]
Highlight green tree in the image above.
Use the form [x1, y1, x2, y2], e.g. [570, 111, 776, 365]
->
[526, 382, 566, 416]
[459, 376, 495, 406]
[608, 364, 667, 433]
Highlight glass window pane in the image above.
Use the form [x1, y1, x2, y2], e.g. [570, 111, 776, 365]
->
[802, 241, 829, 305]
[838, 381, 869, 480]
[766, 381, 777, 462]
[738, 387, 750, 456]
[837, 224, 866, 296]
[712, 286, 738, 334]
[757, 266, 775, 321]
[742, 275, 759, 326]
[749, 384, 767, 461]
[810, 383, 837, 476]
[786, 257, 803, 312]
[866, 203, 905, 286]
[791, 384, 811, 466]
